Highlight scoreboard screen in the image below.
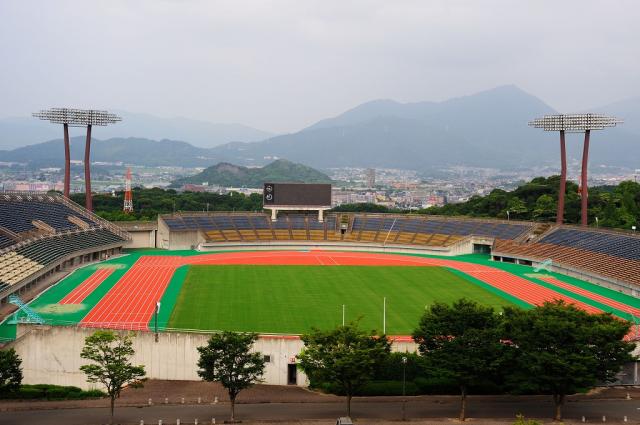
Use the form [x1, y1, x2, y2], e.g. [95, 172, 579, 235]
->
[263, 183, 332, 207]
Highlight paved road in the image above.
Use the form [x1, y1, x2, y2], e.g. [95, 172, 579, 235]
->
[2, 397, 640, 425]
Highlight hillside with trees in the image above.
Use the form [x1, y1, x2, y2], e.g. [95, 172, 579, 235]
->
[72, 177, 639, 230]
[70, 188, 263, 222]
[171, 159, 332, 188]
[421, 176, 640, 229]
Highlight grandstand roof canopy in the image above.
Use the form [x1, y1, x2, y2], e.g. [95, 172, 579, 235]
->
[33, 108, 121, 127]
[528, 113, 622, 133]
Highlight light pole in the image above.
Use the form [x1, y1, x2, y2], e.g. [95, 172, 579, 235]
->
[383, 297, 386, 335]
[154, 302, 161, 342]
[342, 304, 345, 326]
[402, 356, 408, 421]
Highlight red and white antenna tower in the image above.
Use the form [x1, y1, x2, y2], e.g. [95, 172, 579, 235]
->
[123, 168, 133, 213]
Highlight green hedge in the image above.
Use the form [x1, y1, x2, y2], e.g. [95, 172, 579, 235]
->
[314, 377, 506, 397]
[0, 384, 105, 400]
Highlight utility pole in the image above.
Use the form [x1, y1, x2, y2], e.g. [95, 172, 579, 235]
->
[123, 168, 133, 213]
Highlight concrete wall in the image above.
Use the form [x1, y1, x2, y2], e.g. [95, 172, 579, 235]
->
[9, 325, 417, 390]
[157, 219, 205, 250]
[198, 240, 472, 256]
[125, 229, 157, 249]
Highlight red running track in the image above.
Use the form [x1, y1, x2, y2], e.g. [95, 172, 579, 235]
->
[60, 268, 114, 305]
[79, 251, 605, 331]
[538, 276, 640, 317]
[81, 259, 177, 330]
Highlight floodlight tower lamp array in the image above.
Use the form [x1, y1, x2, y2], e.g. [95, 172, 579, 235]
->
[32, 108, 122, 127]
[528, 114, 622, 132]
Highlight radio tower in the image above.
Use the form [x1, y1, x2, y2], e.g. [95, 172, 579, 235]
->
[123, 168, 133, 213]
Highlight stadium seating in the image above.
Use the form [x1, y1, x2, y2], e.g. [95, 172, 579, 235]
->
[0, 192, 130, 299]
[162, 212, 534, 248]
[0, 233, 16, 250]
[494, 227, 640, 286]
[0, 193, 94, 234]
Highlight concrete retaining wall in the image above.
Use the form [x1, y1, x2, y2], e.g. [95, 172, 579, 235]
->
[125, 229, 157, 249]
[198, 240, 474, 256]
[9, 325, 417, 390]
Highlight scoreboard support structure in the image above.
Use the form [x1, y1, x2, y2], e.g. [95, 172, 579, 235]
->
[263, 182, 332, 222]
[266, 206, 332, 222]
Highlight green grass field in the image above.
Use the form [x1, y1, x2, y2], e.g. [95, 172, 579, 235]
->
[168, 265, 516, 334]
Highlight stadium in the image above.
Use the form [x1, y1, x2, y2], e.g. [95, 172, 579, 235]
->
[1, 179, 640, 389]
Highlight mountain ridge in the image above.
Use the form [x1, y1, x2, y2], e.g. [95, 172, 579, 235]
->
[0, 110, 273, 151]
[3, 86, 638, 171]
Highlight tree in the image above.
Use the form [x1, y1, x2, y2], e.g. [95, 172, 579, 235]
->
[412, 299, 505, 421]
[298, 323, 391, 417]
[506, 197, 528, 218]
[79, 331, 146, 424]
[502, 300, 635, 421]
[197, 332, 265, 422]
[532, 194, 556, 220]
[0, 348, 23, 395]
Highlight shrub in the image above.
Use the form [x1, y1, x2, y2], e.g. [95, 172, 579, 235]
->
[514, 414, 543, 425]
[0, 384, 105, 400]
[357, 380, 420, 396]
[374, 352, 427, 381]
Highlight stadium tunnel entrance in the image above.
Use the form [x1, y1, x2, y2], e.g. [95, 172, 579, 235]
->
[473, 243, 492, 254]
[287, 364, 297, 385]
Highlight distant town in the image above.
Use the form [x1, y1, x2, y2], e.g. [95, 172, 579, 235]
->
[2, 160, 638, 210]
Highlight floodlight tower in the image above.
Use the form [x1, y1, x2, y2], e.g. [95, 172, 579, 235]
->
[529, 114, 622, 226]
[33, 108, 122, 211]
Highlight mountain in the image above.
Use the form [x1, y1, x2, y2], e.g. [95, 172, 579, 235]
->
[0, 111, 273, 150]
[590, 96, 640, 136]
[171, 159, 332, 188]
[3, 86, 637, 171]
[0, 136, 218, 168]
[206, 85, 640, 170]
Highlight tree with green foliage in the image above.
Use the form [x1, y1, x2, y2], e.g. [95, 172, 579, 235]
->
[505, 197, 528, 218]
[331, 203, 400, 213]
[298, 323, 391, 417]
[0, 348, 23, 395]
[502, 300, 635, 421]
[532, 194, 556, 220]
[412, 299, 505, 421]
[197, 332, 265, 422]
[422, 176, 640, 230]
[79, 331, 146, 424]
[72, 187, 264, 221]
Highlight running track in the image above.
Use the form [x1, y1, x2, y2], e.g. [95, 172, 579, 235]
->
[59, 268, 114, 305]
[78, 251, 616, 331]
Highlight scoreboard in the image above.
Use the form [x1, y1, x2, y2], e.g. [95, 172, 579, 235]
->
[263, 183, 332, 207]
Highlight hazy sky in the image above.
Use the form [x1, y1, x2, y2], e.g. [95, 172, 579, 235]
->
[1, 0, 638, 133]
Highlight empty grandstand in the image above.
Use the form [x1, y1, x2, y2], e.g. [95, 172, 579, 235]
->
[493, 226, 640, 293]
[0, 192, 130, 304]
[158, 211, 536, 253]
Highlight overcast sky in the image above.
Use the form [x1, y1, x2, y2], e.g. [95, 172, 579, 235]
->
[1, 0, 638, 133]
